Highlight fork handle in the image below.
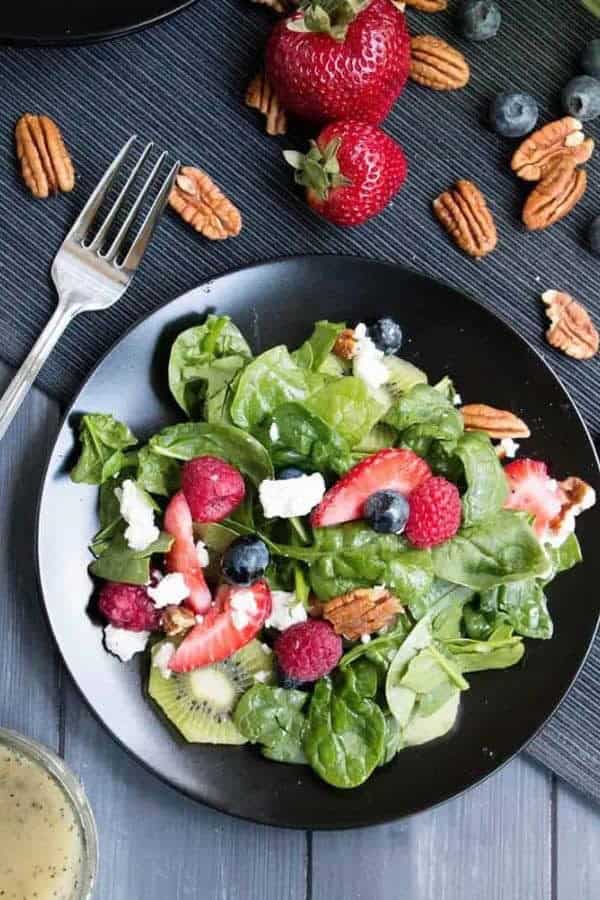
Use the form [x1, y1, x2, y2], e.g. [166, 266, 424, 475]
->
[0, 300, 77, 442]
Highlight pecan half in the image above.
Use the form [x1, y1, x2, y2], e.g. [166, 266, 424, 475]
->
[160, 605, 197, 637]
[522, 159, 586, 232]
[15, 113, 75, 199]
[246, 72, 287, 136]
[323, 586, 401, 641]
[542, 290, 599, 360]
[548, 476, 596, 545]
[511, 117, 594, 182]
[433, 179, 497, 257]
[410, 36, 470, 91]
[169, 167, 242, 240]
[461, 404, 531, 439]
[333, 328, 357, 360]
[405, 0, 447, 9]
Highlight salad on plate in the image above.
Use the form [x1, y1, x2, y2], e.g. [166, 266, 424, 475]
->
[70, 314, 596, 789]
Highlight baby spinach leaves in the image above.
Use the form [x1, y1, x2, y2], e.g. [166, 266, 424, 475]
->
[89, 530, 173, 585]
[70, 413, 138, 485]
[443, 625, 525, 673]
[257, 402, 353, 476]
[454, 431, 508, 526]
[137, 447, 181, 497]
[303, 668, 385, 788]
[148, 422, 273, 485]
[546, 533, 583, 577]
[432, 510, 549, 590]
[233, 685, 308, 764]
[293, 320, 345, 372]
[308, 522, 433, 602]
[230, 346, 325, 432]
[168, 315, 252, 421]
[477, 579, 554, 640]
[306, 376, 387, 447]
[385, 383, 464, 444]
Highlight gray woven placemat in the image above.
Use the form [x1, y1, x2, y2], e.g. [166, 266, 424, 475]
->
[1, 0, 599, 800]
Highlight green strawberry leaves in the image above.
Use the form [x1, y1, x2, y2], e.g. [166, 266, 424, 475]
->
[284, 139, 351, 201]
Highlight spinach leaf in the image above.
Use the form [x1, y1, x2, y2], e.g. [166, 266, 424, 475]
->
[454, 431, 508, 526]
[137, 446, 181, 496]
[233, 685, 308, 764]
[352, 422, 398, 457]
[433, 376, 460, 403]
[409, 577, 474, 622]
[71, 414, 138, 485]
[230, 346, 325, 432]
[308, 522, 433, 602]
[168, 315, 252, 420]
[256, 402, 353, 476]
[403, 690, 460, 747]
[194, 522, 238, 581]
[380, 712, 404, 765]
[303, 669, 385, 788]
[443, 625, 525, 673]
[351, 659, 379, 699]
[293, 320, 345, 372]
[479, 579, 554, 639]
[291, 342, 313, 370]
[339, 616, 411, 671]
[432, 510, 549, 590]
[306, 377, 388, 447]
[89, 531, 173, 585]
[148, 422, 273, 485]
[384, 384, 464, 443]
[546, 533, 583, 576]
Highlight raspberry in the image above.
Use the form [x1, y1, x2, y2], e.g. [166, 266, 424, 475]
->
[274, 619, 342, 684]
[405, 476, 462, 549]
[181, 456, 245, 522]
[98, 582, 160, 632]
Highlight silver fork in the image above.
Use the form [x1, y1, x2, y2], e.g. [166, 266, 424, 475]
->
[0, 136, 179, 441]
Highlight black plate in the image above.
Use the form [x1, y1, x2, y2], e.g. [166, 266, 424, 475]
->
[0, 0, 194, 46]
[37, 256, 600, 829]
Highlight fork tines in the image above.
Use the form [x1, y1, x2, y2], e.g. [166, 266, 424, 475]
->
[67, 136, 179, 272]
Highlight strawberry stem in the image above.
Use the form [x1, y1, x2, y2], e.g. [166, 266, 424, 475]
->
[283, 139, 352, 200]
[287, 0, 371, 40]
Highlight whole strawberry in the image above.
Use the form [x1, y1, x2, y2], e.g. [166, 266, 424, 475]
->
[266, 0, 410, 125]
[284, 120, 408, 226]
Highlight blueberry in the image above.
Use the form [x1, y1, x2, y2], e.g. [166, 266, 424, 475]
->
[364, 490, 409, 535]
[582, 39, 600, 78]
[222, 535, 270, 586]
[489, 92, 538, 138]
[277, 467, 306, 480]
[562, 75, 600, 122]
[589, 216, 600, 257]
[369, 318, 403, 355]
[458, 0, 501, 41]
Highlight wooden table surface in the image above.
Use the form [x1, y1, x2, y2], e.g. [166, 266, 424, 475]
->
[3, 359, 600, 900]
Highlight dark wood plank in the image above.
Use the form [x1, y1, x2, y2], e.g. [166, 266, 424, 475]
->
[0, 362, 61, 748]
[63, 678, 307, 899]
[312, 757, 552, 900]
[556, 781, 600, 899]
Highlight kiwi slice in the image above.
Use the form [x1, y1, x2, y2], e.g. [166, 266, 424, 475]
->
[384, 357, 428, 398]
[148, 639, 274, 745]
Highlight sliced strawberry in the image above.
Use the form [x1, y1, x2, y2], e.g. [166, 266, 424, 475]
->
[169, 581, 272, 673]
[310, 449, 431, 528]
[504, 459, 565, 537]
[164, 491, 212, 614]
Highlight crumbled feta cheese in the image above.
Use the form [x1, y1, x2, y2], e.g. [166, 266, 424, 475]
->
[231, 589, 258, 631]
[360, 634, 371, 645]
[104, 625, 150, 662]
[147, 572, 190, 609]
[266, 591, 307, 631]
[352, 322, 390, 392]
[195, 614, 205, 624]
[453, 392, 462, 407]
[195, 540, 210, 568]
[498, 437, 520, 459]
[259, 473, 326, 519]
[269, 421, 280, 442]
[545, 482, 596, 547]
[261, 643, 273, 655]
[152, 642, 176, 679]
[115, 479, 159, 551]
[254, 670, 271, 683]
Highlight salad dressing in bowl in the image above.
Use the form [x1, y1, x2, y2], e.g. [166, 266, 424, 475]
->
[0, 729, 97, 899]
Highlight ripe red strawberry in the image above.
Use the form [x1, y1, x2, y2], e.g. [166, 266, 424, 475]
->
[405, 476, 462, 549]
[504, 459, 565, 537]
[164, 491, 212, 614]
[285, 120, 407, 226]
[311, 448, 430, 527]
[169, 581, 272, 673]
[266, 0, 410, 125]
[181, 456, 245, 523]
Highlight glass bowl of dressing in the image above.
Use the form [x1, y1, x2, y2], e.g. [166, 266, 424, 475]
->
[0, 727, 98, 899]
